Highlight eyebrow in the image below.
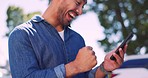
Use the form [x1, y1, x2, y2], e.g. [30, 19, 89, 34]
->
[81, 0, 87, 5]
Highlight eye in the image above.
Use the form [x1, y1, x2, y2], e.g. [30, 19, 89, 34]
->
[75, 1, 81, 6]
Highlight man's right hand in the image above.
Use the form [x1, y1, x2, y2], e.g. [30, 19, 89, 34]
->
[73, 46, 97, 72]
[65, 46, 97, 77]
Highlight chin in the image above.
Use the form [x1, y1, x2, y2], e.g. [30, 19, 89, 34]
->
[63, 21, 72, 27]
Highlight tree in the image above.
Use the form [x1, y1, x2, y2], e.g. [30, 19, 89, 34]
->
[90, 0, 148, 55]
[6, 6, 41, 36]
[6, 6, 24, 36]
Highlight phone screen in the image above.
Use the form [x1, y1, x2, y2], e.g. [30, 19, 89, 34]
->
[110, 32, 134, 60]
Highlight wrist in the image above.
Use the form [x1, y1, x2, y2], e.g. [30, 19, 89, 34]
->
[65, 61, 80, 77]
[99, 62, 112, 75]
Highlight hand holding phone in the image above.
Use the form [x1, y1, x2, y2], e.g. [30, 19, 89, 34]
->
[110, 32, 134, 60]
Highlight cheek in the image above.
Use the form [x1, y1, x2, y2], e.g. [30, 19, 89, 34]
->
[57, 8, 69, 25]
[61, 1, 77, 10]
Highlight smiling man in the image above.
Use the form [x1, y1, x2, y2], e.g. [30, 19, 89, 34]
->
[8, 0, 127, 78]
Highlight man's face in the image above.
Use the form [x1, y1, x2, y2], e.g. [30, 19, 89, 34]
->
[57, 0, 87, 26]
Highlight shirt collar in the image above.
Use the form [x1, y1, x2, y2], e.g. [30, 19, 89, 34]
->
[31, 15, 72, 42]
[31, 15, 44, 22]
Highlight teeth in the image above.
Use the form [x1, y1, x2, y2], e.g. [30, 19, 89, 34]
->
[69, 12, 76, 18]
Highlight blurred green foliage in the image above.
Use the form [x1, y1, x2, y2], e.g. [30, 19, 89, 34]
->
[90, 0, 148, 55]
[6, 6, 41, 36]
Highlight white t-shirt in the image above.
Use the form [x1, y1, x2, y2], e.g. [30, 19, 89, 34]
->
[58, 30, 64, 41]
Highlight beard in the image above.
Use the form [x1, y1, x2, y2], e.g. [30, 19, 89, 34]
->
[57, 4, 72, 27]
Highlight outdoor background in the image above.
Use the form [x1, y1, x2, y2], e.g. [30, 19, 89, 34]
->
[0, 0, 148, 78]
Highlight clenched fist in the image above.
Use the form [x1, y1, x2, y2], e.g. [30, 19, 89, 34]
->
[65, 46, 97, 77]
[73, 46, 97, 73]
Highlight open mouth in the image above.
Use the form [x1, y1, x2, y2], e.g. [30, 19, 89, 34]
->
[69, 12, 76, 19]
[67, 11, 78, 22]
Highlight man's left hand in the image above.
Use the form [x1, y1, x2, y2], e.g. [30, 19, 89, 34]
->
[103, 44, 128, 71]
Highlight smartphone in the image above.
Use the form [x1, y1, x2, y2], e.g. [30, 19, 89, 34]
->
[110, 32, 134, 60]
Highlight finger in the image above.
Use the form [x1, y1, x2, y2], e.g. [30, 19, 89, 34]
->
[113, 53, 123, 66]
[123, 44, 128, 53]
[86, 46, 93, 50]
[119, 48, 124, 59]
[92, 51, 95, 55]
[92, 56, 97, 66]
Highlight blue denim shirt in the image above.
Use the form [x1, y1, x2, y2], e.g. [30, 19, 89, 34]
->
[9, 15, 97, 78]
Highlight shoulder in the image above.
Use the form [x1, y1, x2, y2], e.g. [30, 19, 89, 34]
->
[9, 21, 35, 41]
[9, 15, 44, 37]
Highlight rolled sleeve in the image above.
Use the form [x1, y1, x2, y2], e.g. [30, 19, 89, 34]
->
[54, 64, 66, 78]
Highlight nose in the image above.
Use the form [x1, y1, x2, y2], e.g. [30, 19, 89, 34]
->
[76, 7, 83, 15]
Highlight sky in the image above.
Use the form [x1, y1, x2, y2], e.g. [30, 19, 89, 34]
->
[0, 0, 106, 67]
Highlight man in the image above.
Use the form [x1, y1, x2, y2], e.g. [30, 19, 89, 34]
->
[8, 0, 127, 78]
